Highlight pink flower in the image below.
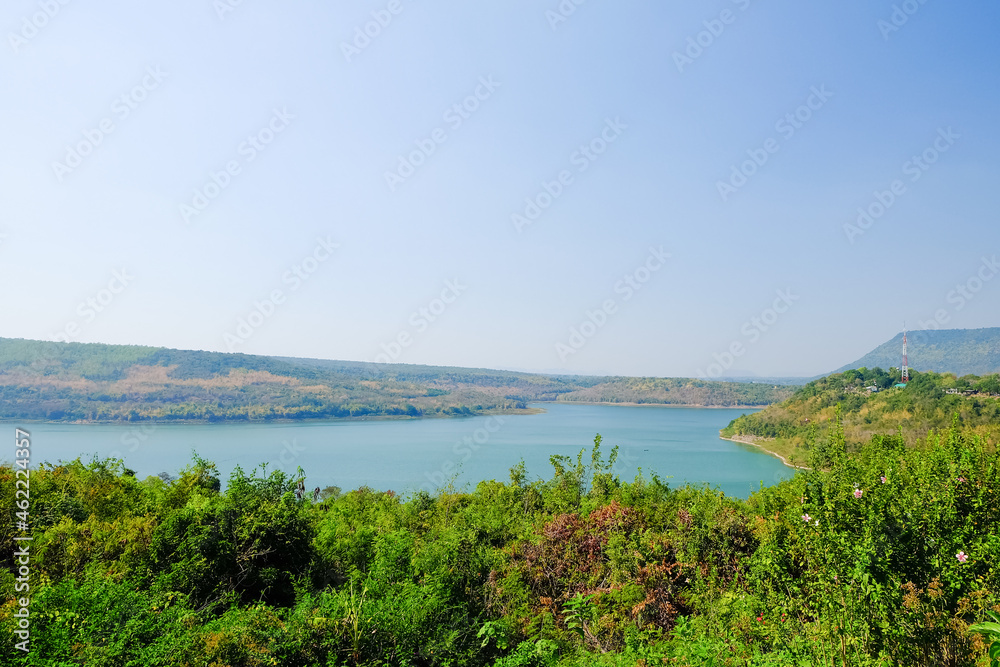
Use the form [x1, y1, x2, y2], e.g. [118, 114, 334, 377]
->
[880, 476, 887, 484]
[802, 514, 812, 523]
[854, 489, 863, 499]
[956, 551, 968, 563]
[957, 477, 967, 484]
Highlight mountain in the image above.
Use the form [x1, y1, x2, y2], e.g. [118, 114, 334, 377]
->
[0, 338, 796, 422]
[834, 327, 1000, 377]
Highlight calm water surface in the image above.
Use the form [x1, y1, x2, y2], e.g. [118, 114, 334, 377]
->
[4, 403, 795, 498]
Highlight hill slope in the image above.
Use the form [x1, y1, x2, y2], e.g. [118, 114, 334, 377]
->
[0, 338, 795, 422]
[721, 366, 1000, 466]
[835, 327, 1000, 377]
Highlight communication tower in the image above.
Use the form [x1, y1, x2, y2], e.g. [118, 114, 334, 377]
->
[901, 327, 909, 383]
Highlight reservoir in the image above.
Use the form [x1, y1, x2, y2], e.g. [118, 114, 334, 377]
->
[4, 403, 794, 499]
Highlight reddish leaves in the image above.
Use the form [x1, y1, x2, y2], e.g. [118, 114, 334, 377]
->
[489, 500, 686, 648]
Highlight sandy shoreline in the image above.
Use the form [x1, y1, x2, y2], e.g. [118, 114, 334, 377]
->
[719, 434, 811, 470]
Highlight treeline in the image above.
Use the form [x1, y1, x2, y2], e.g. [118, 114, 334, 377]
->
[557, 377, 795, 407]
[0, 385, 528, 422]
[1, 422, 998, 665]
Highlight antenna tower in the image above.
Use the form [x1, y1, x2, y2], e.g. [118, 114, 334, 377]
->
[901, 326, 909, 383]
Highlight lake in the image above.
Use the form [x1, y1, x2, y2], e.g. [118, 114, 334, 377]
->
[4, 403, 795, 498]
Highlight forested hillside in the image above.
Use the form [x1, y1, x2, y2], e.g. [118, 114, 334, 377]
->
[0, 338, 794, 422]
[556, 377, 794, 406]
[722, 367, 1000, 466]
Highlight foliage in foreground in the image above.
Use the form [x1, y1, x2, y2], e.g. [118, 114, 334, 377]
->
[1, 422, 999, 666]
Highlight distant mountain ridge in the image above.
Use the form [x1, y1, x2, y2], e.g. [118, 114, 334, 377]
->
[834, 327, 1000, 377]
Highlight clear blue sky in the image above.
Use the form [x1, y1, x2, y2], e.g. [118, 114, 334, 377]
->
[2, 0, 998, 378]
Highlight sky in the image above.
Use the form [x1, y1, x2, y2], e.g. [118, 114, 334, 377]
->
[1, 0, 999, 379]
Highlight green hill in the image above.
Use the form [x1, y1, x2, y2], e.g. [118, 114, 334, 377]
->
[835, 327, 1000, 377]
[0, 338, 795, 422]
[722, 366, 1000, 466]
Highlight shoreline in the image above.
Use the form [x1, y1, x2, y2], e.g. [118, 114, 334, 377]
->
[552, 400, 767, 410]
[0, 407, 546, 427]
[0, 401, 768, 426]
[719, 434, 811, 470]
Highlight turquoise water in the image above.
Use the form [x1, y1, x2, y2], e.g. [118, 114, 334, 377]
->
[3, 403, 795, 499]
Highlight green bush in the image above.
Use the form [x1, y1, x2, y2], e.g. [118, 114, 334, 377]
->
[1, 426, 998, 666]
